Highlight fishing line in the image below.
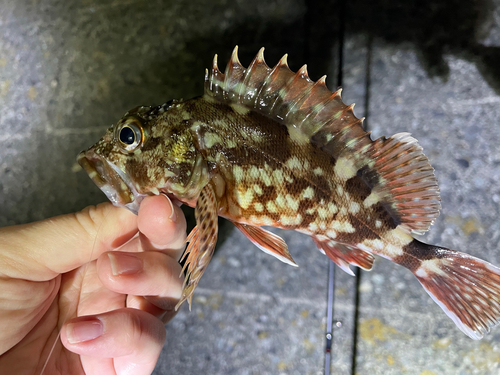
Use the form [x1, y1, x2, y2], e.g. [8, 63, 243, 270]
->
[350, 33, 374, 375]
[324, 0, 346, 374]
[324, 261, 336, 375]
[39, 207, 111, 375]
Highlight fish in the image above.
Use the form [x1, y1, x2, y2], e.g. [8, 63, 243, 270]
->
[78, 46, 500, 340]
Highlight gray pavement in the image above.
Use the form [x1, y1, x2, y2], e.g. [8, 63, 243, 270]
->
[2, 1, 500, 374]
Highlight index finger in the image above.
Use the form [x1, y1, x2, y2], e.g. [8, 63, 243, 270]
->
[137, 195, 187, 260]
[0, 203, 138, 281]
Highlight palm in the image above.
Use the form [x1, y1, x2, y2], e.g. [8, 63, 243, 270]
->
[8, 260, 127, 375]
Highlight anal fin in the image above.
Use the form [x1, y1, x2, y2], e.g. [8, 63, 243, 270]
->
[233, 222, 298, 267]
[313, 237, 374, 276]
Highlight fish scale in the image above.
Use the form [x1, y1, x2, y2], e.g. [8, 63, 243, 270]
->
[79, 46, 500, 340]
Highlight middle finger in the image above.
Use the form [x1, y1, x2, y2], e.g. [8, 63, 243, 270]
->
[96, 251, 183, 314]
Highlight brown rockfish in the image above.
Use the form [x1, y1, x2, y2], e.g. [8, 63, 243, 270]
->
[78, 47, 500, 340]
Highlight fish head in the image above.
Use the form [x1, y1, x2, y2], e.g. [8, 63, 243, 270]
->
[78, 101, 199, 214]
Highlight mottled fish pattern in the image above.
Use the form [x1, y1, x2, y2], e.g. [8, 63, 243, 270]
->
[79, 47, 500, 340]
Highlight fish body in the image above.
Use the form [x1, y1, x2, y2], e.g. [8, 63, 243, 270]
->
[78, 47, 500, 340]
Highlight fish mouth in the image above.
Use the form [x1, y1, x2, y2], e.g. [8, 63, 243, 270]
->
[77, 150, 144, 214]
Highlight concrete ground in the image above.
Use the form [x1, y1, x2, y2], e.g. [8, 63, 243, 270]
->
[2, 0, 500, 374]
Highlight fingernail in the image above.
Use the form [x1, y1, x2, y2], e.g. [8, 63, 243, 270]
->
[166, 197, 177, 222]
[108, 252, 143, 276]
[66, 318, 103, 344]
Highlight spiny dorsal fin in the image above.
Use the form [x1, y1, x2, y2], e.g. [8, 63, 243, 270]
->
[205, 46, 441, 234]
[204, 46, 372, 157]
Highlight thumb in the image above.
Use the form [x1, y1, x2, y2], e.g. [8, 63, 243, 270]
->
[0, 203, 138, 281]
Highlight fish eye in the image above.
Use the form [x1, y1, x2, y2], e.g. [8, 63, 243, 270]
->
[116, 120, 143, 152]
[120, 126, 136, 144]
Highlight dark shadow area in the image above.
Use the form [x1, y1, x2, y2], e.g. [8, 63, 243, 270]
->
[347, 0, 500, 93]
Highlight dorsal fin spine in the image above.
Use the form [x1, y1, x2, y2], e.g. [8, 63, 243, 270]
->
[344, 103, 356, 118]
[256, 47, 265, 62]
[206, 54, 224, 96]
[223, 46, 246, 102]
[282, 66, 315, 122]
[241, 47, 270, 106]
[262, 56, 293, 114]
[314, 90, 344, 123]
[309, 90, 344, 131]
[294, 75, 330, 128]
[298, 64, 308, 78]
[212, 53, 219, 71]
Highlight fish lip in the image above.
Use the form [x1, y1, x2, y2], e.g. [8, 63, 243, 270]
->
[77, 150, 144, 214]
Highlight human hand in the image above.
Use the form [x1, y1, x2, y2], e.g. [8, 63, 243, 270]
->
[0, 194, 186, 375]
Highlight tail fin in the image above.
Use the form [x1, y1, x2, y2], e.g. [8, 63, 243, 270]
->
[409, 242, 500, 339]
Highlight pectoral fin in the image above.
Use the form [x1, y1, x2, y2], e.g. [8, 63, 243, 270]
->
[176, 183, 218, 310]
[233, 222, 298, 267]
